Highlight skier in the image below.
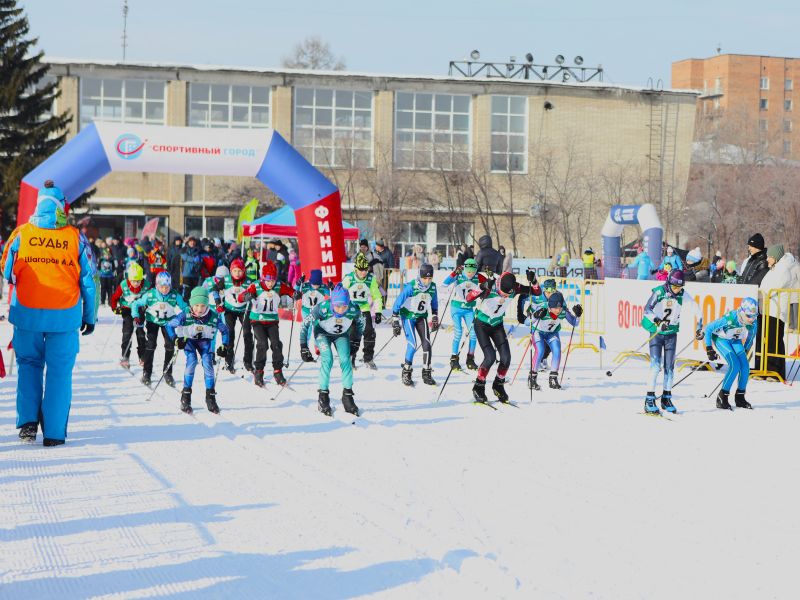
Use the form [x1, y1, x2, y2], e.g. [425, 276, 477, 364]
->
[704, 297, 758, 410]
[165, 286, 230, 414]
[640, 269, 704, 415]
[214, 258, 254, 373]
[238, 261, 295, 387]
[295, 268, 328, 357]
[110, 262, 151, 369]
[524, 291, 582, 390]
[146, 239, 168, 286]
[519, 278, 560, 375]
[131, 271, 188, 387]
[391, 263, 439, 386]
[299, 284, 365, 416]
[442, 258, 481, 371]
[342, 253, 383, 369]
[0, 180, 97, 446]
[465, 270, 539, 404]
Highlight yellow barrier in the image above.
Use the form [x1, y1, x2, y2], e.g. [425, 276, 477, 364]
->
[751, 287, 800, 383]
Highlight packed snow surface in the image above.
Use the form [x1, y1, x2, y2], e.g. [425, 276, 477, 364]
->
[2, 308, 799, 599]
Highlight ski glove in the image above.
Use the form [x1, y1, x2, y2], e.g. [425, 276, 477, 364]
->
[452, 265, 463, 277]
[300, 346, 315, 363]
[293, 289, 303, 301]
[430, 314, 440, 331]
[176, 338, 186, 350]
[706, 345, 719, 362]
[391, 315, 402, 337]
[654, 318, 670, 332]
[572, 304, 583, 318]
[216, 346, 228, 358]
[533, 307, 548, 320]
[134, 317, 144, 328]
[216, 302, 225, 314]
[374, 312, 382, 324]
[80, 322, 95, 336]
[479, 278, 495, 292]
[241, 292, 255, 302]
[526, 268, 537, 284]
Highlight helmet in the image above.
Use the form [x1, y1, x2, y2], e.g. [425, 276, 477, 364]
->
[330, 283, 350, 308]
[463, 258, 478, 271]
[215, 265, 230, 279]
[738, 297, 758, 324]
[309, 269, 323, 286]
[155, 271, 172, 288]
[261, 260, 277, 281]
[126, 262, 144, 281]
[499, 272, 516, 295]
[542, 278, 557, 291]
[354, 253, 370, 271]
[548, 291, 566, 309]
[419, 263, 434, 278]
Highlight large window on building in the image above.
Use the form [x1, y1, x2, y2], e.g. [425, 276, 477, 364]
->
[491, 95, 527, 172]
[293, 88, 373, 168]
[80, 78, 165, 128]
[189, 83, 270, 128]
[394, 92, 471, 170]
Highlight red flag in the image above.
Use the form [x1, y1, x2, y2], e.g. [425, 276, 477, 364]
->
[141, 217, 159, 240]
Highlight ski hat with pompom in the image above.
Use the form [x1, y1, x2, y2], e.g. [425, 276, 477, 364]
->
[330, 283, 350, 308]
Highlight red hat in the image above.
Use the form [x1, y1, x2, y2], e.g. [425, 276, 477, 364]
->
[261, 260, 277, 281]
[230, 258, 245, 272]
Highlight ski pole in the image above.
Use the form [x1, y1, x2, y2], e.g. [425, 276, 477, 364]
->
[284, 299, 297, 368]
[146, 342, 181, 402]
[559, 324, 576, 386]
[702, 378, 724, 399]
[510, 337, 532, 385]
[605, 330, 659, 377]
[269, 359, 306, 402]
[371, 332, 397, 362]
[436, 317, 478, 403]
[415, 277, 458, 354]
[215, 300, 251, 379]
[99, 314, 120, 355]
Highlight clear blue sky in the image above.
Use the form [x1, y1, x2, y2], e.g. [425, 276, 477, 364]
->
[21, 0, 800, 87]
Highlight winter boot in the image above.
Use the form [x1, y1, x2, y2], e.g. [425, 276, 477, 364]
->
[120, 357, 130, 369]
[342, 388, 359, 416]
[472, 379, 489, 403]
[164, 371, 176, 388]
[318, 389, 332, 416]
[716, 390, 732, 411]
[205, 387, 220, 414]
[450, 354, 462, 371]
[180, 387, 193, 414]
[254, 369, 265, 388]
[401, 363, 414, 386]
[548, 371, 561, 390]
[273, 369, 287, 386]
[734, 390, 752, 409]
[528, 370, 541, 391]
[244, 361, 254, 373]
[421, 367, 436, 386]
[492, 377, 510, 403]
[644, 391, 660, 415]
[141, 372, 152, 386]
[18, 422, 37, 442]
[660, 390, 677, 413]
[43, 438, 65, 447]
[364, 360, 378, 370]
[226, 362, 236, 374]
[466, 353, 478, 370]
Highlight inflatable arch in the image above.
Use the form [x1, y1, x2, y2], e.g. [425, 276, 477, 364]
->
[17, 122, 347, 280]
[601, 203, 663, 277]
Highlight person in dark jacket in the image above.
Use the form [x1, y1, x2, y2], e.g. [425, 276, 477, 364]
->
[168, 236, 183, 284]
[475, 235, 504, 275]
[739, 233, 769, 286]
[180, 237, 202, 300]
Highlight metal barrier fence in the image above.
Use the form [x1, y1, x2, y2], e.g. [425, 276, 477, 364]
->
[751, 287, 800, 383]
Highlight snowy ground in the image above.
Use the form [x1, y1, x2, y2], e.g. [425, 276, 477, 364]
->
[1, 306, 800, 599]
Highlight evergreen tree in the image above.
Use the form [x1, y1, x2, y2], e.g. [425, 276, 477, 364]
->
[0, 0, 70, 232]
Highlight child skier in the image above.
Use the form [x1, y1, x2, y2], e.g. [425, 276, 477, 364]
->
[641, 269, 704, 415]
[295, 269, 328, 357]
[110, 262, 151, 369]
[214, 258, 254, 373]
[238, 261, 295, 387]
[525, 291, 582, 390]
[391, 263, 439, 386]
[442, 258, 481, 371]
[166, 286, 230, 414]
[519, 277, 560, 375]
[342, 253, 383, 369]
[131, 271, 188, 387]
[465, 270, 539, 403]
[704, 297, 758, 410]
[299, 284, 365, 416]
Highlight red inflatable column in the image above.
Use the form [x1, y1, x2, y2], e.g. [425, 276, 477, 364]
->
[294, 191, 347, 283]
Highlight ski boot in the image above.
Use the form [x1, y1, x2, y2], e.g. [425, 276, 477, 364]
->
[472, 379, 489, 404]
[205, 387, 220, 414]
[660, 390, 677, 413]
[163, 371, 176, 388]
[734, 390, 752, 409]
[318, 389, 332, 416]
[716, 390, 732, 410]
[492, 377, 510, 403]
[364, 360, 378, 370]
[120, 357, 130, 369]
[18, 422, 37, 442]
[528, 370, 541, 391]
[254, 369, 265, 388]
[644, 391, 660, 415]
[548, 371, 561, 390]
[466, 353, 478, 370]
[226, 362, 236, 374]
[421, 367, 436, 386]
[141, 372, 152, 386]
[180, 387, 193, 414]
[273, 369, 287, 386]
[401, 363, 414, 386]
[43, 438, 65, 447]
[342, 388, 359, 416]
[450, 354, 462, 371]
[244, 361, 254, 373]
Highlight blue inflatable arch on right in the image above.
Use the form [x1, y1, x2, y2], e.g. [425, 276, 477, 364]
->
[601, 203, 663, 277]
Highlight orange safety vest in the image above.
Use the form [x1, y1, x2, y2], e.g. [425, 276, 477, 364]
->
[10, 223, 81, 310]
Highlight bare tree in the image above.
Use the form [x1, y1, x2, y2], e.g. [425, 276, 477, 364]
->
[282, 36, 346, 71]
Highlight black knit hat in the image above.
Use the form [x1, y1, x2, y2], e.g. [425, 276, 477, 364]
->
[747, 233, 765, 250]
[359, 238, 369, 247]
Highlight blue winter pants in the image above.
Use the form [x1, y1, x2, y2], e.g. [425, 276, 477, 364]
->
[451, 305, 476, 354]
[716, 338, 750, 393]
[183, 342, 215, 389]
[403, 317, 431, 367]
[649, 333, 677, 392]
[14, 328, 79, 441]
[317, 333, 353, 390]
[533, 330, 562, 372]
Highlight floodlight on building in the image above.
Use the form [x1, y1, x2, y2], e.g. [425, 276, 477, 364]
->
[574, 55, 584, 65]
[542, 66, 548, 75]
[525, 53, 534, 63]
[562, 72, 571, 82]
[544, 101, 554, 110]
[470, 49, 480, 60]
[555, 54, 565, 64]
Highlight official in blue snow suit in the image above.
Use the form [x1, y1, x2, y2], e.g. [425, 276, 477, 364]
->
[0, 181, 98, 446]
